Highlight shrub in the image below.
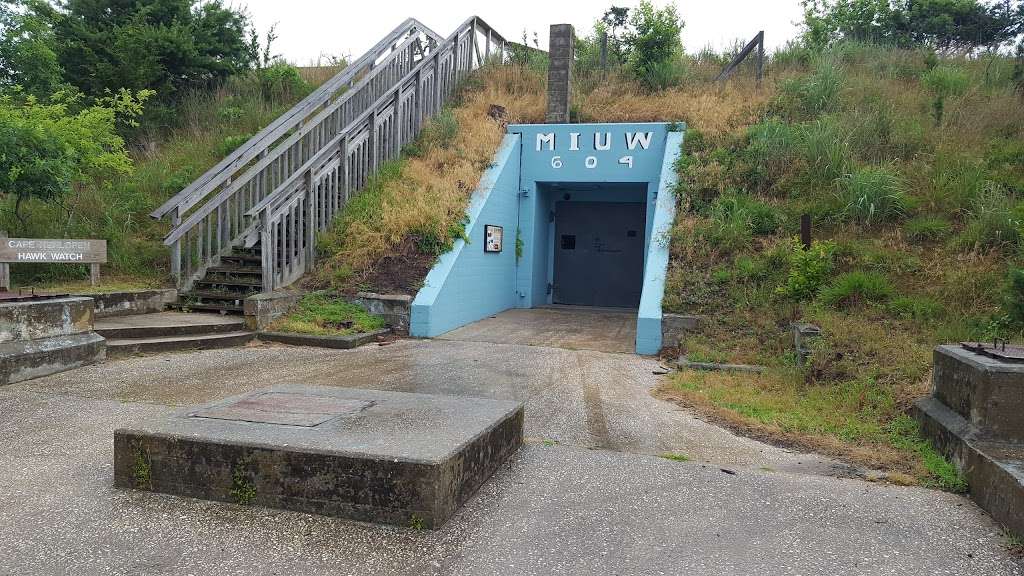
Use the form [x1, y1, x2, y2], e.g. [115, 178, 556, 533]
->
[623, 1, 685, 91]
[799, 117, 851, 183]
[777, 238, 838, 301]
[819, 271, 894, 308]
[956, 183, 1023, 252]
[922, 65, 971, 98]
[922, 65, 970, 125]
[256, 62, 310, 103]
[744, 119, 800, 190]
[701, 193, 783, 252]
[216, 133, 253, 156]
[403, 109, 458, 158]
[887, 295, 943, 322]
[779, 59, 843, 119]
[904, 215, 952, 242]
[838, 166, 907, 224]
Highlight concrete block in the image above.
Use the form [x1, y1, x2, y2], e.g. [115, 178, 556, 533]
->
[0, 297, 94, 343]
[914, 396, 1024, 537]
[661, 313, 701, 347]
[0, 332, 105, 385]
[114, 386, 523, 528]
[351, 292, 411, 333]
[244, 290, 304, 331]
[259, 329, 390, 349]
[932, 345, 1024, 441]
[84, 289, 177, 318]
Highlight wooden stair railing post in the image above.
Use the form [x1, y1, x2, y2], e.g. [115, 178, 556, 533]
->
[260, 209, 273, 293]
[304, 169, 316, 273]
[170, 208, 182, 288]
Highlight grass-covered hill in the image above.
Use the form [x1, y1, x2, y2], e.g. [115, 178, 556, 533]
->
[311, 41, 1023, 488]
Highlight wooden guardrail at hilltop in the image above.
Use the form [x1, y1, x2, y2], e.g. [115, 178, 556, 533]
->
[151, 17, 512, 293]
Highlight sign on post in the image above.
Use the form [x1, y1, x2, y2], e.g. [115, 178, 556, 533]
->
[0, 238, 108, 286]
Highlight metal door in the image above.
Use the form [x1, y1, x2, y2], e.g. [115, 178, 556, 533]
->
[553, 201, 645, 308]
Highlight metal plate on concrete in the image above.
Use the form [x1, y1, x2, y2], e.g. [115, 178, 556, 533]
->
[190, 392, 373, 427]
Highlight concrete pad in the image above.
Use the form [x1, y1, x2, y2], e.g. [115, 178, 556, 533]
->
[0, 389, 1020, 575]
[439, 307, 637, 354]
[17, 339, 841, 475]
[114, 386, 523, 528]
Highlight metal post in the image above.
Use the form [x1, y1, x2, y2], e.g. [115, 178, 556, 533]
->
[801, 214, 812, 249]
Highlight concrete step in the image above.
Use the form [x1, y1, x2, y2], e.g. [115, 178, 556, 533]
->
[94, 312, 246, 339]
[105, 331, 255, 357]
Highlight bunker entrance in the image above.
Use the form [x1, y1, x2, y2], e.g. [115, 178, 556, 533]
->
[541, 182, 648, 309]
[553, 201, 645, 307]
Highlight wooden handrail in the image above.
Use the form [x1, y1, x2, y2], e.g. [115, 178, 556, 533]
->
[160, 16, 512, 292]
[151, 18, 441, 220]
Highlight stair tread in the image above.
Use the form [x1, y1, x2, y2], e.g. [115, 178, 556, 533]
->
[182, 290, 255, 299]
[207, 266, 261, 274]
[106, 331, 254, 346]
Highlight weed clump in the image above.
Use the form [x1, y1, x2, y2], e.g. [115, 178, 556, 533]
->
[819, 271, 894, 308]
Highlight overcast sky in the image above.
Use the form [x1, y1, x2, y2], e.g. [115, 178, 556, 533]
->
[237, 0, 806, 66]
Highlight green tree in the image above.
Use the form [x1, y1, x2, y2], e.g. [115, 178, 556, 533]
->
[0, 89, 149, 226]
[0, 0, 64, 97]
[623, 1, 684, 90]
[36, 0, 253, 107]
[802, 0, 1023, 52]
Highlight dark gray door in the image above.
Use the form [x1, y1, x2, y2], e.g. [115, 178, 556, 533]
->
[553, 201, 646, 308]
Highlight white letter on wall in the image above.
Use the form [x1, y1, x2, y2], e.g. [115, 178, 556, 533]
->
[625, 132, 653, 150]
[537, 133, 555, 151]
[594, 132, 612, 151]
[569, 132, 580, 151]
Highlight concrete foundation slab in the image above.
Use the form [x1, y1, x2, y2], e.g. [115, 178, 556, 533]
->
[114, 385, 523, 528]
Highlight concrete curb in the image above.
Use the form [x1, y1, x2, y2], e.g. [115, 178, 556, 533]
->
[258, 329, 390, 349]
[675, 357, 766, 374]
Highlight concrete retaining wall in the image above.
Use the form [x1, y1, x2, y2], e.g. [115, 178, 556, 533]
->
[0, 296, 105, 385]
[244, 290, 304, 331]
[351, 292, 411, 333]
[0, 296, 94, 343]
[84, 289, 177, 318]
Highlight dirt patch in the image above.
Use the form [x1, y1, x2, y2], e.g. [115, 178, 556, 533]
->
[340, 236, 434, 297]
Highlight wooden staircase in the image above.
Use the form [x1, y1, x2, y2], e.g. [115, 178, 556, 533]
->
[176, 247, 263, 314]
[149, 17, 510, 296]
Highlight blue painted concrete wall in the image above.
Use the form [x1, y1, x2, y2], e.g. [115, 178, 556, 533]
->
[411, 122, 686, 355]
[636, 131, 685, 354]
[409, 135, 521, 337]
[509, 123, 669, 311]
